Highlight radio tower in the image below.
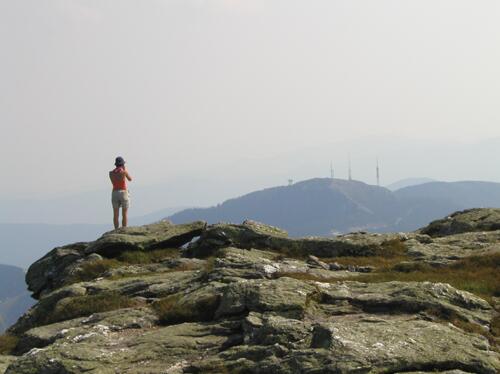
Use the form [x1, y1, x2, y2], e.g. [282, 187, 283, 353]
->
[348, 155, 352, 181]
[330, 161, 334, 179]
[376, 157, 380, 186]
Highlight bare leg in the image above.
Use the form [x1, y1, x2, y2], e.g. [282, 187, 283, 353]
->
[122, 207, 128, 228]
[113, 208, 120, 229]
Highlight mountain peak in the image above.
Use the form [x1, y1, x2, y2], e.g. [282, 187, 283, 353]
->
[169, 178, 500, 236]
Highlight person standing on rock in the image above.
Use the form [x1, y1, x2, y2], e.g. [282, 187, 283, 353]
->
[109, 156, 132, 229]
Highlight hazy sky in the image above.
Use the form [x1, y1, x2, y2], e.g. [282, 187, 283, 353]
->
[1, 0, 499, 202]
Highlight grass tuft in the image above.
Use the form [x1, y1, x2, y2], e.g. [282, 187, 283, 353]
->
[65, 249, 183, 285]
[67, 259, 121, 284]
[351, 253, 500, 303]
[152, 293, 220, 325]
[278, 250, 499, 350]
[334, 252, 500, 350]
[274, 272, 339, 283]
[318, 239, 408, 269]
[374, 239, 407, 257]
[118, 248, 180, 264]
[188, 360, 231, 374]
[492, 315, 500, 337]
[198, 257, 217, 282]
[425, 307, 499, 352]
[0, 334, 19, 355]
[45, 292, 139, 325]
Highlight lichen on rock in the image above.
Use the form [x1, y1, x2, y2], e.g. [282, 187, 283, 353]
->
[3, 212, 500, 373]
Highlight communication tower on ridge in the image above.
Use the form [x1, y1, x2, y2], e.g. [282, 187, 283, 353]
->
[330, 161, 334, 179]
[348, 155, 352, 181]
[376, 158, 380, 186]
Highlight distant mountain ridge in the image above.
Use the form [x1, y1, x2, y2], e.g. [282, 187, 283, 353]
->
[0, 223, 110, 269]
[0, 264, 34, 333]
[394, 180, 500, 207]
[386, 178, 436, 191]
[169, 178, 500, 236]
[0, 183, 202, 225]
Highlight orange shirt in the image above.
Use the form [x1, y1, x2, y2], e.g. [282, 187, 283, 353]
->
[111, 167, 127, 191]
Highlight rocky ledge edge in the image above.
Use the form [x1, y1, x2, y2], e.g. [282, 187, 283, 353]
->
[0, 208, 499, 373]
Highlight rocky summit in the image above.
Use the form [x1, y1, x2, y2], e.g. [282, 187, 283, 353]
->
[0, 210, 499, 373]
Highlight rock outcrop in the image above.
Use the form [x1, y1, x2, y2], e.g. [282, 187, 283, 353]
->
[419, 208, 500, 237]
[1, 210, 499, 373]
[26, 221, 205, 298]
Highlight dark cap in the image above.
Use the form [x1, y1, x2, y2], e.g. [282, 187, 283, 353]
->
[114, 156, 125, 167]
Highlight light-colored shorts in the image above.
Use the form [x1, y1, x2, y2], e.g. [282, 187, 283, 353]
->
[112, 190, 130, 209]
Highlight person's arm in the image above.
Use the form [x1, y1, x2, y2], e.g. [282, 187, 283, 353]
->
[123, 166, 132, 181]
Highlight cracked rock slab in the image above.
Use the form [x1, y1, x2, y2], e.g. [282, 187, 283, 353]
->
[85, 221, 206, 257]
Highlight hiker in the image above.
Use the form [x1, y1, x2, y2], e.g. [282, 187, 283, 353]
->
[109, 156, 132, 229]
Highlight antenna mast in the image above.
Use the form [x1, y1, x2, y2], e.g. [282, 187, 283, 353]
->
[330, 161, 334, 179]
[376, 157, 380, 186]
[348, 155, 352, 181]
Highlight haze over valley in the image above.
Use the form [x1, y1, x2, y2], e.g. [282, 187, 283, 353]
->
[1, 1, 500, 371]
[3, 177, 500, 269]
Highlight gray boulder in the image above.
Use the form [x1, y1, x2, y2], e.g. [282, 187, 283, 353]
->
[4, 216, 500, 373]
[0, 356, 15, 374]
[85, 221, 206, 257]
[420, 208, 500, 237]
[26, 243, 88, 298]
[25, 221, 206, 299]
[185, 221, 407, 258]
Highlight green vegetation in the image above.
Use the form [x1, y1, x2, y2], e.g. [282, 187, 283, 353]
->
[275, 272, 339, 283]
[320, 238, 408, 267]
[274, 245, 310, 260]
[317, 242, 498, 304]
[0, 334, 19, 354]
[352, 253, 500, 303]
[492, 315, 500, 340]
[425, 306, 499, 352]
[65, 248, 183, 286]
[67, 259, 121, 284]
[374, 238, 407, 257]
[188, 360, 231, 374]
[324, 254, 406, 270]
[152, 293, 220, 325]
[203, 256, 216, 273]
[198, 256, 217, 282]
[274, 239, 409, 283]
[273, 238, 408, 262]
[117, 248, 180, 264]
[44, 292, 139, 325]
[277, 248, 499, 350]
